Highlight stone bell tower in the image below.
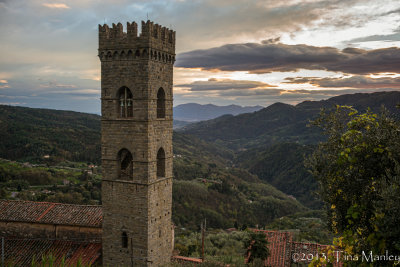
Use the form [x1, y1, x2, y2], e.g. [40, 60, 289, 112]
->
[98, 20, 175, 266]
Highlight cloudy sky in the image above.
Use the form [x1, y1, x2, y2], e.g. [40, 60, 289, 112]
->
[1, 0, 400, 113]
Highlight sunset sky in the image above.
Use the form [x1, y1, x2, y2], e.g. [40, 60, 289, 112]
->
[0, 0, 399, 113]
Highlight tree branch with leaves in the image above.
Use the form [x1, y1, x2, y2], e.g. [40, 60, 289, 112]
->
[307, 105, 400, 266]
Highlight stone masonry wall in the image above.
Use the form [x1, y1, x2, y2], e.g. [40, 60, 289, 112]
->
[100, 20, 175, 267]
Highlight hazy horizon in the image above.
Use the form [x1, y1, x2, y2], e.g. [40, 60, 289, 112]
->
[1, 0, 399, 114]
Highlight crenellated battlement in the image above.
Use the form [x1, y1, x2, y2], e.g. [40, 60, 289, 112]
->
[98, 20, 175, 54]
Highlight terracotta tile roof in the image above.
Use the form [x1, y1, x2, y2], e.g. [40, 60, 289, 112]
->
[172, 255, 203, 264]
[3, 237, 101, 267]
[0, 200, 102, 227]
[245, 230, 343, 267]
[256, 230, 293, 267]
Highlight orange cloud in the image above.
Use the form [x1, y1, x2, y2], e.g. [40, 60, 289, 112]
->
[176, 78, 277, 91]
[0, 79, 9, 89]
[284, 75, 400, 89]
[42, 3, 70, 9]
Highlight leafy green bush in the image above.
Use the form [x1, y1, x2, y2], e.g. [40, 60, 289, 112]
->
[308, 106, 400, 265]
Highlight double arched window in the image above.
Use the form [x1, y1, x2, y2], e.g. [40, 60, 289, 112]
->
[118, 149, 133, 180]
[157, 88, 165, 118]
[118, 86, 133, 118]
[117, 86, 165, 119]
[157, 148, 166, 177]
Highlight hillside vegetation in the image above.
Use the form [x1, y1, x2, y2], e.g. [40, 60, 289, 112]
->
[3, 91, 397, 232]
[179, 91, 400, 209]
[0, 105, 101, 164]
[180, 91, 400, 150]
[0, 104, 307, 230]
[237, 143, 320, 209]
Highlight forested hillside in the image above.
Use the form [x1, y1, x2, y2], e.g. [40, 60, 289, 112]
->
[0, 105, 101, 164]
[180, 91, 400, 150]
[0, 104, 308, 230]
[178, 91, 400, 210]
[2, 91, 397, 230]
[237, 143, 320, 209]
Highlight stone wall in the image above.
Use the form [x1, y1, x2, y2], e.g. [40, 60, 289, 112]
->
[100, 20, 175, 267]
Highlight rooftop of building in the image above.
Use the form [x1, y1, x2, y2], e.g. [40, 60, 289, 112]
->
[0, 199, 102, 228]
[3, 237, 101, 266]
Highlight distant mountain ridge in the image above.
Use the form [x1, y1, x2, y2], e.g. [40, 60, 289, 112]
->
[173, 103, 263, 122]
[180, 91, 400, 150]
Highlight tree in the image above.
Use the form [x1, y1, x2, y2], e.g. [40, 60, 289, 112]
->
[244, 231, 269, 264]
[307, 106, 400, 265]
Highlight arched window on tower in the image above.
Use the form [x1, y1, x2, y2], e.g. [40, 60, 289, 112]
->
[118, 87, 133, 118]
[157, 88, 166, 118]
[157, 148, 165, 178]
[118, 149, 133, 180]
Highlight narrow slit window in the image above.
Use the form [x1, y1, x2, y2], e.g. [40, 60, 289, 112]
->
[157, 148, 165, 177]
[157, 88, 165, 118]
[122, 232, 128, 248]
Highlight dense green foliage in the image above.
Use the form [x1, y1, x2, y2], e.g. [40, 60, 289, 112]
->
[173, 178, 306, 229]
[174, 230, 250, 266]
[0, 158, 308, 231]
[175, 230, 247, 257]
[237, 143, 320, 208]
[307, 106, 400, 265]
[244, 231, 269, 263]
[0, 104, 312, 230]
[173, 131, 234, 168]
[0, 159, 102, 205]
[2, 92, 399, 212]
[181, 102, 320, 150]
[266, 210, 333, 244]
[5, 94, 400, 264]
[0, 105, 101, 164]
[0, 105, 232, 165]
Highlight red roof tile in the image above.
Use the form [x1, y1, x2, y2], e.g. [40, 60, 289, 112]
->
[3, 237, 101, 267]
[0, 200, 102, 227]
[245, 230, 343, 267]
[256, 230, 293, 267]
[172, 255, 203, 263]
